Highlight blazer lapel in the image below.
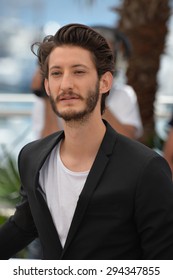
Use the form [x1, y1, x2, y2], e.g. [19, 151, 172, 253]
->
[62, 122, 117, 257]
[36, 186, 63, 258]
[33, 131, 64, 258]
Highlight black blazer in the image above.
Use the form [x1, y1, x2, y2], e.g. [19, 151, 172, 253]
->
[1, 122, 173, 259]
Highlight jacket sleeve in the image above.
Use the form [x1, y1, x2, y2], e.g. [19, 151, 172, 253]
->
[0, 185, 38, 260]
[135, 155, 173, 259]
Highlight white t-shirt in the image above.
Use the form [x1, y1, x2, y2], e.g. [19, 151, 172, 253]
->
[39, 143, 89, 247]
[106, 82, 143, 138]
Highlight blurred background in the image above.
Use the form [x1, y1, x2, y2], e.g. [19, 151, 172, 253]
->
[0, 0, 173, 257]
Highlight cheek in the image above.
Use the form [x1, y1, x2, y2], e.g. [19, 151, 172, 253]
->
[45, 80, 57, 96]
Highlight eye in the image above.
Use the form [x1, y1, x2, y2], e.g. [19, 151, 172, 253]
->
[74, 70, 85, 75]
[51, 71, 61, 76]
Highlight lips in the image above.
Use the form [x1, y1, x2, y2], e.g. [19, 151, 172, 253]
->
[58, 93, 81, 102]
[60, 95, 79, 101]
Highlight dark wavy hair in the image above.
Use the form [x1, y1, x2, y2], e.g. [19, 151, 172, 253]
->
[31, 23, 115, 114]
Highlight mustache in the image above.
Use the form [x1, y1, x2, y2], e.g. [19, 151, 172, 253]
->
[55, 91, 84, 102]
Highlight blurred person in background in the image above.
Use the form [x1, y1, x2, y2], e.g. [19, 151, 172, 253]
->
[103, 81, 143, 139]
[0, 23, 173, 260]
[92, 26, 143, 140]
[163, 113, 173, 176]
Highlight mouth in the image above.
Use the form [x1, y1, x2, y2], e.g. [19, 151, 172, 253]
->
[58, 93, 81, 103]
[60, 95, 79, 101]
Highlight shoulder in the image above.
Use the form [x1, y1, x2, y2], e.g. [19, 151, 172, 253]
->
[117, 130, 158, 158]
[110, 83, 137, 102]
[21, 131, 62, 153]
[110, 123, 166, 166]
[18, 131, 64, 174]
[123, 133, 171, 173]
[106, 122, 172, 186]
[107, 84, 138, 115]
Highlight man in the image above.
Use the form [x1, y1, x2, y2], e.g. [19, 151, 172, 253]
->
[92, 25, 143, 139]
[0, 23, 173, 260]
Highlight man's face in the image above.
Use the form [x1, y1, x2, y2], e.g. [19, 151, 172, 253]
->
[44, 46, 102, 123]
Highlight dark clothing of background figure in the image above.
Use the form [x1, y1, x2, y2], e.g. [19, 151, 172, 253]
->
[32, 81, 47, 98]
[168, 114, 173, 127]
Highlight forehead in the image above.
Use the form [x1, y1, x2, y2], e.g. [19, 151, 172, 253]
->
[48, 45, 96, 68]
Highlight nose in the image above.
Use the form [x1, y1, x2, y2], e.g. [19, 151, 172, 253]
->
[59, 72, 73, 92]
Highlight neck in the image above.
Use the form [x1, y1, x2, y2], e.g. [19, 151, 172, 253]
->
[60, 115, 106, 171]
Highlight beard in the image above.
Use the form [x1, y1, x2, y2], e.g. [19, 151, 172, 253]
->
[49, 81, 100, 123]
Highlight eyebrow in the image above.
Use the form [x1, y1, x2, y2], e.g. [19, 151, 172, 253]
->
[49, 64, 89, 71]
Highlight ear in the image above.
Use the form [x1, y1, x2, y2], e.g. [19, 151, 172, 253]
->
[99, 72, 113, 95]
[44, 78, 50, 96]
